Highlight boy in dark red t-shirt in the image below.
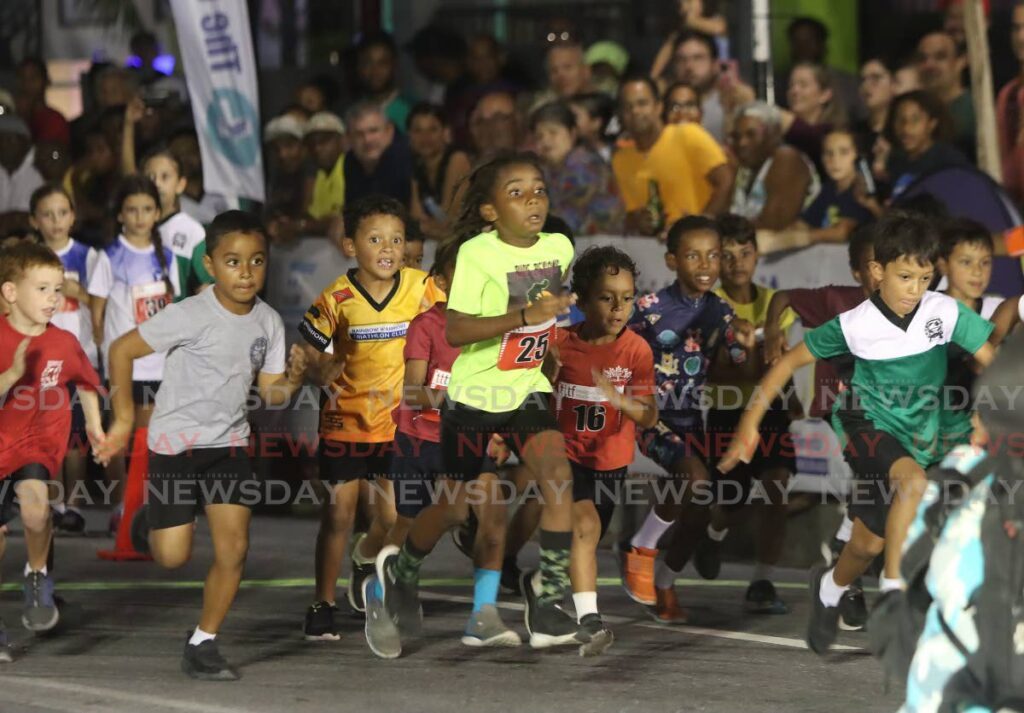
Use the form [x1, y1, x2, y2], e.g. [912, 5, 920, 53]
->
[0, 242, 104, 654]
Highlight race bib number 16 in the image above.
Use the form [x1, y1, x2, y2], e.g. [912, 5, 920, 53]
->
[497, 319, 555, 371]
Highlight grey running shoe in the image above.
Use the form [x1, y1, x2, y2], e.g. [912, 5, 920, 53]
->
[363, 575, 401, 659]
[376, 545, 423, 636]
[575, 613, 614, 657]
[22, 570, 59, 632]
[181, 634, 239, 681]
[461, 604, 521, 647]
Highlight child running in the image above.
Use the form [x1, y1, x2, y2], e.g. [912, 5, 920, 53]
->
[370, 152, 579, 651]
[0, 241, 105, 654]
[100, 210, 307, 680]
[363, 241, 519, 658]
[297, 195, 444, 639]
[29, 185, 99, 533]
[720, 212, 995, 654]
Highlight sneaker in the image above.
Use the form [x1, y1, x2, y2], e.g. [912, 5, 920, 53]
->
[363, 575, 401, 659]
[56, 507, 86, 534]
[500, 556, 522, 595]
[461, 604, 521, 647]
[130, 505, 151, 555]
[181, 635, 239, 681]
[520, 570, 578, 649]
[22, 571, 59, 632]
[745, 579, 789, 615]
[822, 535, 845, 566]
[303, 601, 340, 641]
[0, 619, 12, 663]
[838, 584, 868, 631]
[376, 545, 422, 636]
[806, 565, 841, 654]
[618, 545, 657, 606]
[575, 613, 614, 657]
[451, 514, 477, 560]
[652, 587, 689, 625]
[693, 533, 722, 580]
[347, 532, 374, 614]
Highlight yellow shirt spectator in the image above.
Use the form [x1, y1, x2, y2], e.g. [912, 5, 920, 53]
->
[308, 154, 345, 220]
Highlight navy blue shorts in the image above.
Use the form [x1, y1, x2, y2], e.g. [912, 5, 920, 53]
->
[390, 431, 500, 518]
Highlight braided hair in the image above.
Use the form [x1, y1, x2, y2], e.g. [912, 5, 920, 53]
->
[113, 174, 174, 298]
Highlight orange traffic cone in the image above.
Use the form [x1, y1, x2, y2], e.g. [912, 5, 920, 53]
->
[97, 427, 152, 561]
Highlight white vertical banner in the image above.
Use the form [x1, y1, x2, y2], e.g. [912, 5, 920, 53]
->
[169, 0, 265, 202]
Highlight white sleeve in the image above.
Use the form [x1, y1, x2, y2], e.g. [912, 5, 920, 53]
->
[1018, 295, 1024, 323]
[87, 252, 113, 298]
[85, 248, 100, 284]
[166, 248, 182, 297]
[261, 309, 287, 375]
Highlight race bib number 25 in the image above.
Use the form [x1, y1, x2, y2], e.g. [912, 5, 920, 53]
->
[497, 320, 555, 371]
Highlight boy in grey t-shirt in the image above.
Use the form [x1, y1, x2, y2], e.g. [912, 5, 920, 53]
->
[99, 211, 307, 681]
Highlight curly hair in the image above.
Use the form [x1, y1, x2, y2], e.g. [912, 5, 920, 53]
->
[571, 245, 638, 302]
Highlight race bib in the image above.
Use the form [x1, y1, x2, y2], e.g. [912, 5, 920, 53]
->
[60, 270, 80, 312]
[132, 281, 170, 324]
[421, 368, 452, 421]
[497, 319, 555, 371]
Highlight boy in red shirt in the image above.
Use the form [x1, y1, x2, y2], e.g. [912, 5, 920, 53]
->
[0, 242, 104, 656]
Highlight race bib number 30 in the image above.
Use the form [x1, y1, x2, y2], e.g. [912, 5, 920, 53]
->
[497, 319, 555, 371]
[132, 281, 170, 324]
[60, 270, 80, 312]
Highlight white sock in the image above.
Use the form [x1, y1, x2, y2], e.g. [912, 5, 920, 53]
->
[655, 561, 682, 590]
[879, 576, 905, 593]
[53, 503, 67, 515]
[24, 564, 47, 577]
[707, 524, 728, 542]
[818, 567, 848, 607]
[188, 627, 216, 646]
[752, 563, 775, 582]
[630, 511, 674, 550]
[836, 515, 854, 543]
[572, 592, 599, 622]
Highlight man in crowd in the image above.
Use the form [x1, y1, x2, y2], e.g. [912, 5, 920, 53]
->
[355, 31, 415, 132]
[547, 40, 593, 99]
[917, 29, 976, 159]
[672, 31, 727, 142]
[343, 101, 412, 206]
[468, 90, 524, 161]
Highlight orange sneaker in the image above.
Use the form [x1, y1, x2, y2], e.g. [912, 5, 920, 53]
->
[654, 587, 689, 625]
[619, 546, 657, 605]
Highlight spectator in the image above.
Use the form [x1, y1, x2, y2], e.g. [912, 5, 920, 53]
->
[408, 24, 469, 106]
[438, 33, 521, 148]
[584, 40, 630, 97]
[663, 81, 703, 125]
[296, 80, 329, 116]
[997, 1, 1024, 205]
[853, 58, 897, 156]
[303, 111, 347, 234]
[469, 90, 524, 161]
[14, 58, 70, 148]
[355, 31, 415, 132]
[663, 30, 727, 142]
[343, 101, 412, 206]
[781, 62, 846, 171]
[546, 40, 594, 100]
[71, 66, 135, 155]
[916, 30, 976, 160]
[167, 128, 238, 224]
[529, 100, 623, 235]
[264, 114, 311, 224]
[127, 30, 187, 104]
[34, 140, 71, 185]
[781, 17, 860, 116]
[568, 91, 616, 162]
[612, 76, 733, 235]
[730, 101, 816, 230]
[880, 89, 968, 198]
[894, 61, 922, 94]
[407, 103, 471, 240]
[69, 128, 119, 246]
[0, 114, 44, 219]
[650, 2, 729, 88]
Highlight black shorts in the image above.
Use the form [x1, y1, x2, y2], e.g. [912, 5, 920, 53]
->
[707, 404, 795, 511]
[571, 461, 626, 540]
[132, 380, 161, 407]
[441, 393, 558, 482]
[0, 463, 49, 527]
[391, 431, 501, 518]
[146, 448, 260, 530]
[840, 421, 915, 538]
[318, 439, 393, 484]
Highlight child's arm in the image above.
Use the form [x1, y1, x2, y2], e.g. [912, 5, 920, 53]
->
[592, 368, 658, 430]
[258, 344, 308, 406]
[763, 290, 793, 364]
[0, 338, 29, 397]
[121, 97, 143, 175]
[649, 32, 678, 79]
[972, 341, 996, 369]
[99, 330, 155, 463]
[90, 296, 106, 343]
[445, 291, 573, 348]
[399, 359, 445, 410]
[77, 388, 107, 458]
[719, 342, 817, 472]
[988, 296, 1021, 345]
[63, 278, 91, 307]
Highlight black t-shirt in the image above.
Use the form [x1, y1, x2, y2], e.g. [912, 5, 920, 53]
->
[800, 180, 874, 228]
[343, 135, 413, 206]
[887, 142, 969, 198]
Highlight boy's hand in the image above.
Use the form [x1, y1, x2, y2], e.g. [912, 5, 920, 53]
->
[5, 338, 30, 383]
[487, 434, 511, 467]
[62, 278, 86, 302]
[763, 328, 788, 365]
[592, 367, 623, 408]
[96, 419, 133, 465]
[88, 426, 110, 465]
[524, 290, 574, 325]
[286, 343, 308, 384]
[718, 423, 758, 473]
[732, 318, 757, 350]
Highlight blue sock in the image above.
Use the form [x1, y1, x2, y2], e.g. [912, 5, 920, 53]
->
[472, 568, 501, 612]
[372, 578, 383, 600]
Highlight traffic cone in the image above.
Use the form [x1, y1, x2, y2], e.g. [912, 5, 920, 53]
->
[97, 427, 152, 561]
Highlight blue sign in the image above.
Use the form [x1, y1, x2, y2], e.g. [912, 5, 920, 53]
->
[205, 88, 259, 167]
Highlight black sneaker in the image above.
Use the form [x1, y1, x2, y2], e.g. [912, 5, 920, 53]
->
[451, 514, 477, 560]
[693, 532, 722, 580]
[376, 545, 422, 636]
[303, 601, 341, 641]
[500, 556, 522, 595]
[745, 579, 789, 615]
[130, 505, 151, 555]
[181, 635, 239, 681]
[520, 569, 578, 649]
[55, 507, 86, 534]
[575, 613, 614, 657]
[22, 570, 59, 632]
[0, 618, 12, 663]
[806, 566, 841, 655]
[348, 562, 374, 614]
[838, 584, 868, 631]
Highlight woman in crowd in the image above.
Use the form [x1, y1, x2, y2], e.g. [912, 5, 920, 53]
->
[663, 81, 704, 125]
[853, 58, 897, 157]
[407, 102, 472, 240]
[780, 62, 847, 171]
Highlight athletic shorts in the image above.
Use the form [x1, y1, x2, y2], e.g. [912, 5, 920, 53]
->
[0, 463, 48, 527]
[441, 393, 558, 482]
[146, 448, 260, 530]
[639, 416, 707, 473]
[571, 461, 626, 540]
[390, 431, 500, 518]
[132, 380, 161, 407]
[840, 420, 916, 539]
[707, 404, 796, 511]
[318, 439, 392, 484]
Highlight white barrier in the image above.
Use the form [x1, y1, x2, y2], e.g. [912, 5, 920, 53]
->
[265, 235, 854, 495]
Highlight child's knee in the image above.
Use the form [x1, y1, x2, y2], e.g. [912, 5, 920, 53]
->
[18, 501, 51, 533]
[216, 536, 249, 568]
[573, 505, 601, 543]
[153, 544, 191, 570]
[321, 501, 355, 533]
